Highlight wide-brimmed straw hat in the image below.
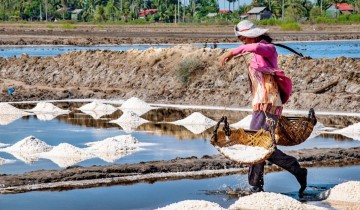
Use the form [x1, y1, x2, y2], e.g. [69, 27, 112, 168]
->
[234, 20, 269, 38]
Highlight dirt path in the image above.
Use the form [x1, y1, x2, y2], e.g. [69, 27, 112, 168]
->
[0, 147, 359, 194]
[0, 23, 359, 45]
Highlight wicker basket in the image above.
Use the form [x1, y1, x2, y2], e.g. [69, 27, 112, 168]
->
[211, 117, 276, 165]
[210, 109, 317, 164]
[275, 108, 317, 146]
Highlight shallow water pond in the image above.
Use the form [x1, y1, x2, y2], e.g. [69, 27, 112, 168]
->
[0, 102, 359, 209]
[0, 41, 359, 58]
[0, 102, 359, 174]
[0, 166, 359, 210]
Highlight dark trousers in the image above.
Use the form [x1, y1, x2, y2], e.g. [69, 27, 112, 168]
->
[248, 111, 303, 188]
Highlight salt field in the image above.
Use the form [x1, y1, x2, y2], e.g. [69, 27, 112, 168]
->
[0, 41, 359, 58]
[0, 98, 359, 209]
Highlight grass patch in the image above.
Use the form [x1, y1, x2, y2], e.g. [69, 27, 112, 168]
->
[47, 24, 55, 29]
[61, 23, 76, 29]
[175, 57, 204, 85]
[280, 22, 301, 31]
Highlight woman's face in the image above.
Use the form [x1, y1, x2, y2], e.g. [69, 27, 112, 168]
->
[238, 36, 257, 44]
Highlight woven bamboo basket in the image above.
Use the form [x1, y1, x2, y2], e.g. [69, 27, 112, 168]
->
[211, 117, 276, 165]
[210, 109, 317, 164]
[275, 108, 317, 146]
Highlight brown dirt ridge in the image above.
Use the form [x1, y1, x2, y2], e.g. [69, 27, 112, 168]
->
[0, 45, 359, 112]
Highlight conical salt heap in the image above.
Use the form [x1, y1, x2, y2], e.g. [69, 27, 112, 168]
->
[120, 97, 153, 116]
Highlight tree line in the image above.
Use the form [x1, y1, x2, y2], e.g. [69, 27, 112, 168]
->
[0, 0, 358, 22]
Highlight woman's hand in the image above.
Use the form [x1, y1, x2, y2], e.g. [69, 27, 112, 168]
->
[220, 51, 234, 66]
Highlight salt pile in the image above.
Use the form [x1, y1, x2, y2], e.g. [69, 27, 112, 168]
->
[156, 200, 225, 210]
[35, 113, 65, 121]
[172, 112, 216, 126]
[0, 143, 10, 147]
[171, 112, 216, 134]
[217, 145, 272, 163]
[29, 102, 69, 113]
[329, 122, 360, 140]
[230, 115, 252, 129]
[78, 101, 117, 119]
[229, 192, 326, 210]
[85, 135, 140, 162]
[38, 143, 94, 168]
[0, 136, 52, 164]
[0, 114, 27, 125]
[0, 157, 16, 165]
[0, 136, 52, 153]
[181, 124, 214, 135]
[326, 181, 360, 203]
[79, 100, 117, 112]
[80, 110, 115, 120]
[0, 103, 29, 115]
[110, 111, 149, 133]
[120, 97, 153, 116]
[0, 103, 31, 125]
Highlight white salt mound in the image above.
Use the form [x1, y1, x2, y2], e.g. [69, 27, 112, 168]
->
[181, 124, 214, 135]
[35, 113, 64, 121]
[39, 143, 94, 168]
[217, 145, 271, 163]
[30, 102, 69, 113]
[79, 100, 117, 112]
[172, 112, 216, 125]
[330, 122, 360, 140]
[0, 103, 30, 115]
[0, 114, 26, 125]
[229, 192, 326, 210]
[110, 111, 149, 133]
[120, 97, 153, 116]
[0, 157, 16, 165]
[156, 200, 225, 210]
[326, 181, 360, 203]
[230, 115, 252, 129]
[121, 97, 152, 110]
[80, 110, 115, 119]
[0, 136, 52, 153]
[85, 135, 140, 162]
[0, 143, 10, 147]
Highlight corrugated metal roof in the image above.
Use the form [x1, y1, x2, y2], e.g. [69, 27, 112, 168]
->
[337, 3, 354, 11]
[247, 7, 266, 14]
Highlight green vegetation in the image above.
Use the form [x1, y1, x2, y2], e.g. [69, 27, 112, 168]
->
[61, 23, 76, 29]
[0, 0, 358, 25]
[280, 22, 301, 30]
[175, 57, 203, 85]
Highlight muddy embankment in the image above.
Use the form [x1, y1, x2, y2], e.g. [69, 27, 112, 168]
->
[0, 147, 359, 194]
[0, 45, 359, 112]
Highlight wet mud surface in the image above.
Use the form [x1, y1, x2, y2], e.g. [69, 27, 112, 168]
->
[0, 147, 359, 194]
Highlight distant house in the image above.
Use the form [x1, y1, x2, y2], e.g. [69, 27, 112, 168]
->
[326, 3, 354, 17]
[247, 7, 272, 20]
[240, 13, 249, 20]
[139, 9, 157, 18]
[218, 10, 232, 15]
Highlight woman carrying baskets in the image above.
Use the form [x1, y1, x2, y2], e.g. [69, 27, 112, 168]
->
[220, 20, 307, 195]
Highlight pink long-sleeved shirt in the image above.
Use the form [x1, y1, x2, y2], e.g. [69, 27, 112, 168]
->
[231, 40, 278, 73]
[231, 40, 283, 115]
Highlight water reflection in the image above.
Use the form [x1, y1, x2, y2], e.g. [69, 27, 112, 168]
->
[0, 102, 359, 173]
